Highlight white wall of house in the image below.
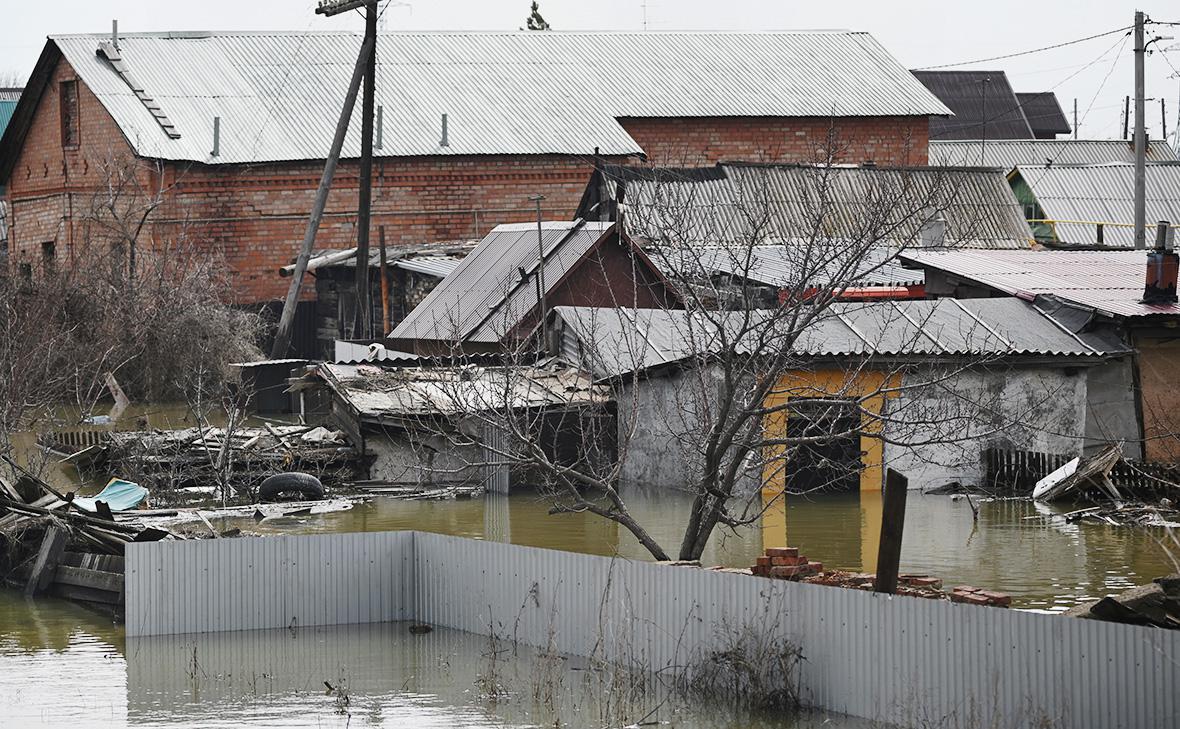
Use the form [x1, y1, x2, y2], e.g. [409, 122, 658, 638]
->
[883, 365, 1088, 490]
[619, 363, 1091, 491]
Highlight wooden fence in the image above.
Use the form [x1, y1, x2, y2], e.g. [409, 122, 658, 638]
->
[984, 447, 1180, 494]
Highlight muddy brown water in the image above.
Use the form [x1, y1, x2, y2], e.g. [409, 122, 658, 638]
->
[3, 409, 1176, 726]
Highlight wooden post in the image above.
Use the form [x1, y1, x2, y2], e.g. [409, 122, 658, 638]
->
[270, 34, 375, 359]
[873, 469, 908, 594]
[353, 0, 378, 339]
[378, 225, 391, 335]
[26, 525, 68, 596]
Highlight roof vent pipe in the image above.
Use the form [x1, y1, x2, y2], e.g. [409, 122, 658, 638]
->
[211, 116, 220, 158]
[112, 20, 119, 52]
[1142, 220, 1178, 304]
[918, 216, 946, 248]
[440, 113, 449, 148]
[375, 106, 383, 150]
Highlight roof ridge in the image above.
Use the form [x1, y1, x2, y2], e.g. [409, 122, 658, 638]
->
[50, 29, 864, 40]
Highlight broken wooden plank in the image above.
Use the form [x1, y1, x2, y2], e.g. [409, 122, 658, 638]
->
[25, 525, 68, 596]
[53, 565, 123, 594]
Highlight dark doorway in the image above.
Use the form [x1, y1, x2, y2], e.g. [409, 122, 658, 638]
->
[785, 397, 862, 493]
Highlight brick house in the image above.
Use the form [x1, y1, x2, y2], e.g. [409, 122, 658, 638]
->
[0, 30, 947, 312]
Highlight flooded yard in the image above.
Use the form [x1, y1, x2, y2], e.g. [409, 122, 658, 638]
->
[0, 590, 871, 728]
[223, 488, 1176, 613]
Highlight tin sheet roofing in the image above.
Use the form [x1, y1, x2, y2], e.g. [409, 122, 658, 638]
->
[612, 163, 1032, 249]
[390, 220, 615, 344]
[929, 139, 1177, 168]
[900, 249, 1180, 319]
[554, 298, 1111, 379]
[45, 30, 947, 164]
[1011, 163, 1180, 247]
[913, 70, 1033, 141]
[674, 244, 924, 288]
[1016, 92, 1071, 137]
[316, 362, 609, 418]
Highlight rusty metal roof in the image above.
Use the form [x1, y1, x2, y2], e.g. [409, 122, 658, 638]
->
[38, 30, 947, 164]
[901, 249, 1180, 319]
[554, 298, 1113, 379]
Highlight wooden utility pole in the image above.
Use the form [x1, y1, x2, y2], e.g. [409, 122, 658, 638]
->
[354, 0, 379, 339]
[873, 469, 908, 595]
[1134, 10, 1147, 250]
[531, 195, 547, 333]
[1124, 95, 1131, 140]
[378, 225, 391, 334]
[271, 14, 375, 359]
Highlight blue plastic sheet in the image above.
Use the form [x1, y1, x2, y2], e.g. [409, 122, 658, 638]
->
[73, 478, 148, 512]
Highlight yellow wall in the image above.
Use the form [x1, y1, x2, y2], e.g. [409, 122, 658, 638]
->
[762, 368, 900, 494]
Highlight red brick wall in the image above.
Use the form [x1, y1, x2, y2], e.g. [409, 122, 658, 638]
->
[619, 116, 930, 166]
[5, 57, 932, 303]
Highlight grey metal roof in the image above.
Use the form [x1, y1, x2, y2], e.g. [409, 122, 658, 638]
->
[394, 256, 464, 278]
[901, 249, 1180, 319]
[1011, 163, 1180, 247]
[912, 70, 1033, 141]
[333, 341, 419, 364]
[613, 163, 1032, 249]
[390, 220, 615, 344]
[315, 362, 610, 419]
[554, 298, 1112, 379]
[46, 30, 947, 164]
[1016, 92, 1071, 138]
[929, 139, 1178, 168]
[278, 240, 476, 276]
[685, 244, 924, 288]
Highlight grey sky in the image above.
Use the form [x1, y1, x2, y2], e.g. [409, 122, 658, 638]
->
[2, 1, 1177, 143]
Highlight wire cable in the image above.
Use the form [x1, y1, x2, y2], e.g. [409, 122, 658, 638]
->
[914, 26, 1133, 71]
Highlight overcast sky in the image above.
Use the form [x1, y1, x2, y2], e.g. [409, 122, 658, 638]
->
[3, 1, 1178, 143]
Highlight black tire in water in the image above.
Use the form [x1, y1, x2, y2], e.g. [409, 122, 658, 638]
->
[258, 472, 325, 502]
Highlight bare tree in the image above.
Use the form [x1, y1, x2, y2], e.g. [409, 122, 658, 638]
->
[347, 140, 1084, 561]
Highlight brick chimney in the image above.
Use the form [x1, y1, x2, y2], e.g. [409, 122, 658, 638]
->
[1142, 220, 1178, 305]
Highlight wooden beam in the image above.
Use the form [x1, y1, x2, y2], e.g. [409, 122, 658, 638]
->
[25, 525, 68, 596]
[53, 565, 124, 594]
[874, 469, 908, 595]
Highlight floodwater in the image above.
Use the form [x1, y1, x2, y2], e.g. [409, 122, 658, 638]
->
[226, 488, 1177, 613]
[0, 590, 873, 728]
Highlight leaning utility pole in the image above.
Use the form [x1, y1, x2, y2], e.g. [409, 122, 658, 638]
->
[1134, 9, 1147, 250]
[354, 0, 378, 339]
[271, 14, 374, 359]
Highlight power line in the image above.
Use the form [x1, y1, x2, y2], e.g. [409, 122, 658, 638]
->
[914, 25, 1131, 71]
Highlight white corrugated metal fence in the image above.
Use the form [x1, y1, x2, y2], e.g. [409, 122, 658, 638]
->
[126, 531, 1178, 728]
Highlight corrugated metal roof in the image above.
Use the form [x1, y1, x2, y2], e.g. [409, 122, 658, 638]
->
[48, 31, 947, 164]
[1011, 163, 1180, 247]
[614, 163, 1032, 249]
[901, 248, 1180, 319]
[1016, 92, 1071, 137]
[930, 139, 1178, 168]
[393, 256, 463, 278]
[554, 298, 1112, 379]
[0, 88, 20, 102]
[316, 361, 610, 419]
[390, 220, 615, 344]
[913, 70, 1033, 141]
[676, 244, 924, 288]
[333, 341, 419, 364]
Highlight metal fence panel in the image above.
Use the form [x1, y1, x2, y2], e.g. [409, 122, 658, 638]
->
[127, 531, 1179, 728]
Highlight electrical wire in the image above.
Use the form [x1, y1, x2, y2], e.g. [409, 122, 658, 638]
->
[913, 26, 1132, 71]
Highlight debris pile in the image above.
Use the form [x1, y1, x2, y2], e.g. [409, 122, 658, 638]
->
[748, 550, 1012, 608]
[60, 425, 364, 498]
[0, 458, 184, 616]
[1065, 575, 1180, 628]
[751, 547, 823, 580]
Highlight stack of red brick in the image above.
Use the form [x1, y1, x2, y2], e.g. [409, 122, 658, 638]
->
[950, 585, 1012, 607]
[751, 547, 823, 580]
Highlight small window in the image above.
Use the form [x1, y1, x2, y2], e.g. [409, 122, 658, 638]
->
[19, 262, 32, 281]
[41, 241, 55, 269]
[60, 80, 79, 148]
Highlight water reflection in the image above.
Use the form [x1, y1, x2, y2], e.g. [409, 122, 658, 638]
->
[225, 487, 1175, 612]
